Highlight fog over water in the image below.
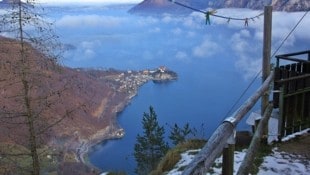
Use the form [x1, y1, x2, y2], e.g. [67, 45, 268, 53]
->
[45, 4, 310, 173]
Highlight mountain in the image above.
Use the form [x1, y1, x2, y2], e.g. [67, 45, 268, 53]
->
[0, 36, 178, 174]
[0, 0, 24, 8]
[209, 0, 310, 11]
[1, 0, 20, 3]
[129, 0, 310, 14]
[128, 0, 193, 14]
[0, 36, 137, 174]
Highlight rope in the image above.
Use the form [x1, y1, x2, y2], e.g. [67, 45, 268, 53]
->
[168, 0, 264, 22]
[168, 0, 308, 119]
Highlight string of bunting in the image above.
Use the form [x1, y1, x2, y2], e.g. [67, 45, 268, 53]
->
[168, 0, 264, 26]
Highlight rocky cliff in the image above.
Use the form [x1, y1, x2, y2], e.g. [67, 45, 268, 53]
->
[128, 0, 192, 14]
[151, 67, 178, 83]
[1, 0, 20, 3]
[129, 0, 310, 14]
[209, 0, 309, 11]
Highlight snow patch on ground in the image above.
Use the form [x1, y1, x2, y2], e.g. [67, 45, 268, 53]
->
[167, 148, 310, 175]
[167, 128, 310, 175]
[167, 149, 200, 175]
[281, 128, 310, 142]
[259, 148, 310, 175]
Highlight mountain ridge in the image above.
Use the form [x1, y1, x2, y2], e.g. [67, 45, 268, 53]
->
[129, 0, 310, 14]
[0, 36, 137, 174]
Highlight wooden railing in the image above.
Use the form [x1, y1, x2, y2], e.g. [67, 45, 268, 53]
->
[181, 51, 310, 175]
[273, 50, 310, 138]
[182, 73, 274, 175]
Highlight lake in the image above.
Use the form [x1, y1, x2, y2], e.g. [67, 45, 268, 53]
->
[47, 3, 310, 174]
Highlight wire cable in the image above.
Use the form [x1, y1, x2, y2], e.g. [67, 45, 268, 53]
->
[223, 10, 309, 119]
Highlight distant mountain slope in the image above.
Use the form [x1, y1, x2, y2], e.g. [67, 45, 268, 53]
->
[0, 36, 130, 173]
[210, 0, 310, 11]
[129, 0, 310, 14]
[0, 0, 24, 8]
[128, 0, 193, 14]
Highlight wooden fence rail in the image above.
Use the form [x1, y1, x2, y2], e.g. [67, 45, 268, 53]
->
[182, 73, 274, 175]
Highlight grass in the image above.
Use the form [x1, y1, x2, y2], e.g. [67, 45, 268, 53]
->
[250, 143, 273, 174]
[150, 139, 206, 175]
[149, 135, 275, 175]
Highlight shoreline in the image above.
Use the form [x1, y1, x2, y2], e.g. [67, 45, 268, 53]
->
[77, 124, 125, 170]
[74, 91, 133, 171]
[73, 66, 178, 172]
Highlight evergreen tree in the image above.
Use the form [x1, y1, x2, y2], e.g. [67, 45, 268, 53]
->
[134, 106, 169, 175]
[169, 123, 192, 146]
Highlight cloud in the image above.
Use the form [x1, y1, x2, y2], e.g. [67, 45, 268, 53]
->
[56, 15, 123, 28]
[162, 14, 181, 24]
[55, 6, 309, 79]
[70, 40, 101, 61]
[142, 50, 154, 60]
[175, 51, 190, 62]
[183, 12, 205, 29]
[235, 56, 261, 80]
[231, 29, 253, 53]
[136, 16, 159, 26]
[149, 27, 161, 33]
[38, 0, 142, 5]
[192, 37, 219, 58]
[84, 49, 95, 58]
[270, 12, 310, 48]
[186, 31, 196, 38]
[171, 28, 182, 35]
[230, 29, 262, 80]
[212, 9, 310, 50]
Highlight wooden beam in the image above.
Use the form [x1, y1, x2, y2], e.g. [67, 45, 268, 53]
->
[262, 5, 272, 122]
[278, 87, 285, 140]
[276, 50, 310, 58]
[236, 104, 273, 175]
[275, 74, 310, 84]
[275, 56, 310, 63]
[181, 73, 274, 175]
[284, 87, 310, 97]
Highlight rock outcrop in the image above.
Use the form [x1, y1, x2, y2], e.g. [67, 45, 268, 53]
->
[128, 0, 193, 14]
[129, 0, 310, 14]
[209, 0, 310, 11]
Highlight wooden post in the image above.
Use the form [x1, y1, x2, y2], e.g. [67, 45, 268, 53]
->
[222, 131, 235, 175]
[278, 87, 284, 140]
[236, 104, 273, 175]
[262, 6, 273, 117]
[222, 144, 235, 175]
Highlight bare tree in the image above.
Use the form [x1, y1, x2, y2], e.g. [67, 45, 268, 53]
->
[0, 1, 78, 174]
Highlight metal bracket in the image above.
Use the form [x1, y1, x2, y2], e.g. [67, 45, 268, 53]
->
[227, 129, 236, 145]
[224, 116, 237, 126]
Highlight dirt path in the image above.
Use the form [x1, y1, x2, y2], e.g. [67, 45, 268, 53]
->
[277, 132, 310, 158]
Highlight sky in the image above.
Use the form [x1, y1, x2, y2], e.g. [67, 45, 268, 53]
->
[37, 0, 143, 5]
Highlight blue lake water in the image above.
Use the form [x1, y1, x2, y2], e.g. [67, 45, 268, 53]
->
[46, 3, 310, 174]
[88, 73, 256, 174]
